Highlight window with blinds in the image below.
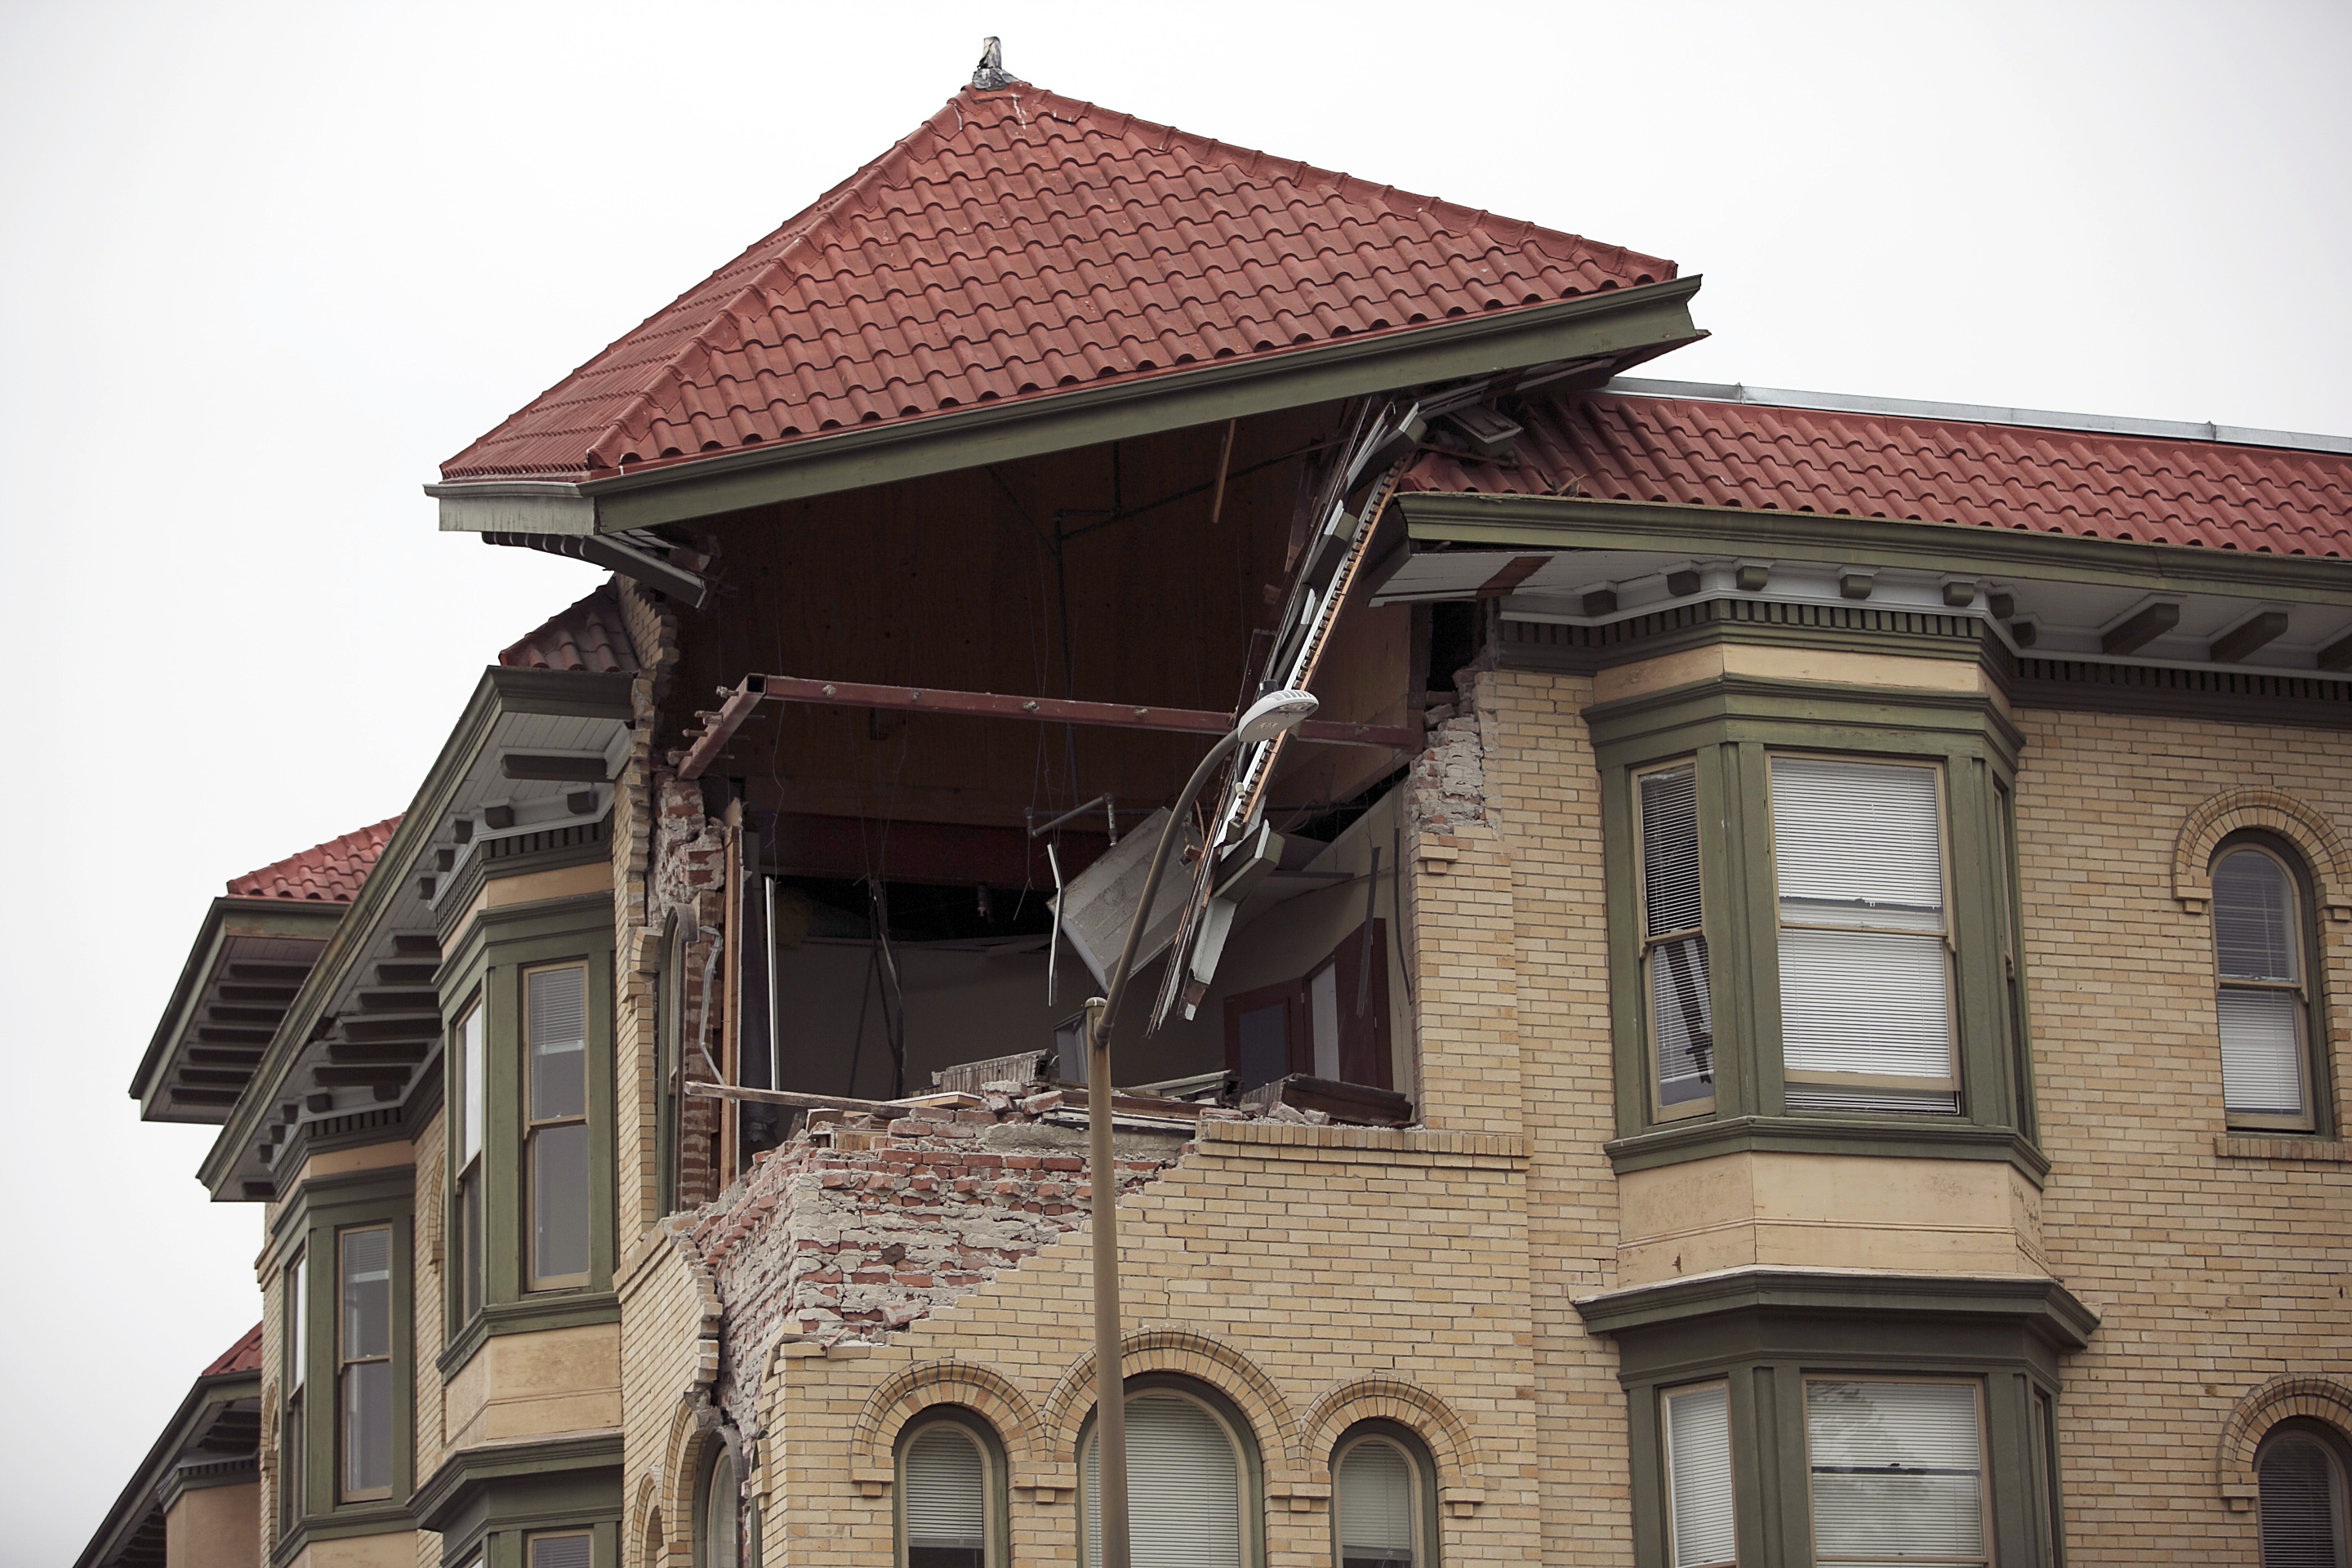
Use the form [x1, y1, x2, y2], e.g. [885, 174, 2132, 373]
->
[2214, 846, 2314, 1131]
[1663, 1383, 1735, 1568]
[902, 1422, 990, 1567]
[1083, 1391, 1246, 1568]
[1804, 1379, 1988, 1567]
[528, 1533, 592, 1568]
[1639, 764, 1714, 1118]
[337, 1226, 394, 1500]
[1770, 757, 1958, 1116]
[2260, 1431, 2350, 1568]
[1334, 1434, 1418, 1566]
[526, 965, 591, 1289]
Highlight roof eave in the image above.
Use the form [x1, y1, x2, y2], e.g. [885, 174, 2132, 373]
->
[195, 665, 635, 1199]
[1394, 491, 2352, 603]
[129, 895, 348, 1119]
[427, 276, 1705, 534]
[71, 1365, 261, 1568]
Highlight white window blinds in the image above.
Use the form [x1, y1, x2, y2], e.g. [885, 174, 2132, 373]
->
[904, 1424, 988, 1554]
[2215, 849, 2310, 1124]
[1664, 1383, 1735, 1568]
[1805, 1380, 1986, 1566]
[2260, 1434, 2349, 1568]
[1640, 767, 1714, 1111]
[1084, 1392, 1243, 1568]
[1771, 757, 1957, 1115]
[1336, 1437, 1415, 1566]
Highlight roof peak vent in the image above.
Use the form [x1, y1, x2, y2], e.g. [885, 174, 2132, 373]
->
[971, 36, 1016, 90]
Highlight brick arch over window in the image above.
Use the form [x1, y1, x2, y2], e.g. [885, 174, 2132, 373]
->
[847, 1358, 1044, 1494]
[657, 1397, 730, 1561]
[2173, 788, 2352, 920]
[1040, 1328, 1305, 1487]
[2216, 1374, 2352, 1510]
[627, 1472, 666, 1568]
[1299, 1377, 1487, 1493]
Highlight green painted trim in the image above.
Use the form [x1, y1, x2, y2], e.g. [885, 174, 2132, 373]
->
[266, 1165, 419, 1549]
[200, 667, 633, 1198]
[1581, 673, 2038, 1159]
[434, 1294, 621, 1381]
[1574, 1266, 2098, 1348]
[272, 1108, 412, 1183]
[430, 279, 1704, 532]
[1576, 1269, 2096, 1568]
[412, 1428, 623, 1557]
[71, 1368, 263, 1568]
[435, 821, 613, 942]
[1397, 491, 2352, 603]
[132, 896, 345, 1117]
[439, 893, 618, 1367]
[1495, 597, 2006, 680]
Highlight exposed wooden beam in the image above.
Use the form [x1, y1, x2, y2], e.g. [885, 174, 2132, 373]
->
[2101, 601, 2181, 655]
[501, 754, 608, 782]
[1474, 555, 1551, 599]
[313, 1065, 412, 1087]
[2210, 610, 2291, 663]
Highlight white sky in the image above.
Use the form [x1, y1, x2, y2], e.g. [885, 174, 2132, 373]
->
[4, 0, 2345, 1557]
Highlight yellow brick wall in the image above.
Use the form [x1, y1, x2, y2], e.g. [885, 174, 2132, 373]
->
[619, 1225, 722, 1568]
[737, 1122, 1533, 1567]
[2012, 708, 2352, 1564]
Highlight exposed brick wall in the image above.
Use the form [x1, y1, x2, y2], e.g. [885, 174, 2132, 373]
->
[687, 1093, 1178, 1438]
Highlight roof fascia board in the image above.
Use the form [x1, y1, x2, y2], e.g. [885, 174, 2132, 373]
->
[131, 896, 345, 1115]
[428, 277, 1704, 533]
[1396, 492, 2352, 605]
[70, 1368, 261, 1568]
[1606, 375, 2352, 457]
[196, 667, 635, 1197]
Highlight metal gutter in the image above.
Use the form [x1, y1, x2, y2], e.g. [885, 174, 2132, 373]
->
[196, 666, 635, 1200]
[1395, 492, 2352, 604]
[427, 277, 1706, 534]
[1605, 375, 2352, 456]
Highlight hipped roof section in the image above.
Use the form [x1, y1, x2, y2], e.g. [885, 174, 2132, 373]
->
[224, 817, 400, 902]
[1405, 391, 2352, 558]
[440, 81, 1674, 486]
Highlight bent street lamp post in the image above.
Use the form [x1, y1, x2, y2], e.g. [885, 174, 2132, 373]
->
[1085, 687, 1319, 1568]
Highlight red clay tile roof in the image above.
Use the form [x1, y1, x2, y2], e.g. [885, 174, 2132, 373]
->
[1407, 393, 2352, 558]
[202, 1323, 264, 1376]
[498, 584, 639, 674]
[441, 82, 1674, 486]
[225, 817, 400, 902]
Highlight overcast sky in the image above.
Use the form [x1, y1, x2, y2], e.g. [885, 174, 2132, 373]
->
[5, 0, 2346, 1557]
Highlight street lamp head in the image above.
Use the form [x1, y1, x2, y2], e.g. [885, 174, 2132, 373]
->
[1236, 688, 1319, 744]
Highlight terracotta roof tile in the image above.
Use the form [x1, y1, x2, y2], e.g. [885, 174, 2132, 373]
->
[1406, 393, 2352, 557]
[498, 584, 639, 675]
[225, 817, 400, 902]
[442, 82, 1673, 486]
[202, 1323, 263, 1376]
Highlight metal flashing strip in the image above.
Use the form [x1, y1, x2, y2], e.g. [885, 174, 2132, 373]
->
[1605, 375, 2352, 457]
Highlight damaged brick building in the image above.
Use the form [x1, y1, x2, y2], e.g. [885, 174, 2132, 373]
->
[82, 55, 2352, 1568]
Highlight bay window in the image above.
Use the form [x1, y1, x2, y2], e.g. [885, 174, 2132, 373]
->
[1593, 677, 2038, 1172]
[1803, 1379, 1987, 1566]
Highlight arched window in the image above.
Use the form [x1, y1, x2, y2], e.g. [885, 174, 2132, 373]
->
[2213, 840, 2323, 1133]
[1082, 1379, 1262, 1567]
[695, 1438, 737, 1568]
[2261, 1423, 2350, 1567]
[1332, 1420, 1439, 1567]
[898, 1410, 1004, 1567]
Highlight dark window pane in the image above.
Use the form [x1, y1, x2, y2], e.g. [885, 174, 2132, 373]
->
[341, 1359, 392, 1495]
[532, 1122, 591, 1282]
[1236, 1002, 1289, 1091]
